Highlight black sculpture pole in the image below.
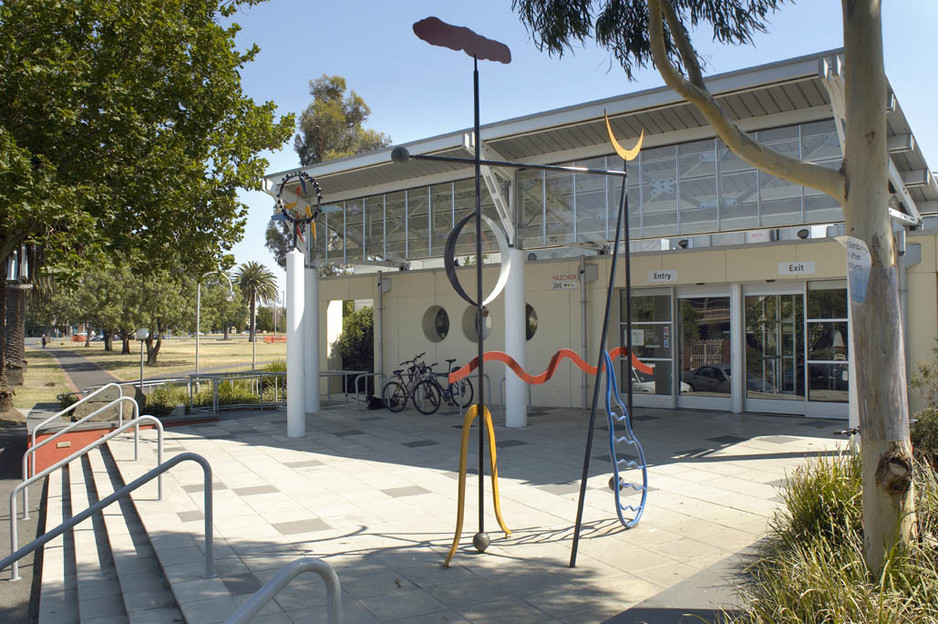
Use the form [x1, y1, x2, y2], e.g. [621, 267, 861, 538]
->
[624, 161, 634, 420]
[473, 55, 488, 549]
[569, 161, 628, 568]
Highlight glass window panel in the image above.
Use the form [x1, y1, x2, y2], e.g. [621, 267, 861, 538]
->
[385, 191, 406, 261]
[544, 168, 574, 245]
[431, 183, 453, 256]
[628, 293, 672, 323]
[804, 191, 843, 223]
[407, 188, 429, 258]
[807, 321, 849, 360]
[518, 169, 544, 247]
[365, 195, 384, 261]
[679, 139, 718, 234]
[758, 126, 802, 227]
[641, 145, 678, 237]
[345, 199, 364, 263]
[808, 362, 849, 402]
[807, 280, 847, 319]
[630, 324, 673, 359]
[719, 144, 759, 230]
[628, 360, 673, 396]
[453, 179, 478, 257]
[324, 206, 344, 263]
[575, 156, 608, 244]
[801, 119, 842, 163]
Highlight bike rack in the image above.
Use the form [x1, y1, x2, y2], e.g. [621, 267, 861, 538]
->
[353, 372, 385, 409]
[4, 422, 191, 582]
[224, 557, 342, 624]
[21, 395, 141, 519]
[498, 377, 531, 423]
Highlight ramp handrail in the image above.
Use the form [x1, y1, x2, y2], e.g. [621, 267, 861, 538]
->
[224, 557, 341, 624]
[22, 396, 141, 518]
[9, 415, 163, 580]
[3, 451, 210, 582]
[33, 382, 124, 445]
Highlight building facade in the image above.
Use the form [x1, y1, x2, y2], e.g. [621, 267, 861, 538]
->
[265, 50, 938, 426]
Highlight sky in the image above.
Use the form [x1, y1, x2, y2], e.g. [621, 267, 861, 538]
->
[227, 1, 938, 294]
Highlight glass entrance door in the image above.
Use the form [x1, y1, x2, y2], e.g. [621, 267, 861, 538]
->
[744, 292, 805, 412]
[677, 294, 732, 410]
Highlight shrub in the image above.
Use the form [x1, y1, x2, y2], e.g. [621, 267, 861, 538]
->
[144, 385, 189, 418]
[912, 408, 938, 470]
[58, 392, 79, 411]
[733, 452, 938, 623]
[191, 379, 258, 408]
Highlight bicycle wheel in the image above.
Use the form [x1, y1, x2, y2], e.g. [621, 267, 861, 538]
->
[451, 378, 473, 408]
[382, 381, 407, 412]
[412, 379, 441, 415]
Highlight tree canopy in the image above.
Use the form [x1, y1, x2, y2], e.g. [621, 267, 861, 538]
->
[0, 0, 294, 277]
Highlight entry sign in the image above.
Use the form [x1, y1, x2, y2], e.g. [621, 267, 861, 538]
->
[647, 270, 677, 283]
[778, 261, 815, 276]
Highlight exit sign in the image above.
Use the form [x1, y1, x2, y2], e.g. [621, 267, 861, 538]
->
[778, 261, 816, 275]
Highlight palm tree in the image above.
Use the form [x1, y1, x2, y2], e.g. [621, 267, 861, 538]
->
[234, 262, 278, 343]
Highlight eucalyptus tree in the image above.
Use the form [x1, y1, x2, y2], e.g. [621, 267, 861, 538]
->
[266, 75, 391, 270]
[235, 262, 278, 343]
[512, 0, 912, 573]
[0, 0, 294, 412]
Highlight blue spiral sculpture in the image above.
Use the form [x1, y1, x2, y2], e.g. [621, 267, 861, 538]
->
[603, 350, 648, 528]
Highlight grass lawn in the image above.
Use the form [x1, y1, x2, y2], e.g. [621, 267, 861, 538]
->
[43, 335, 287, 382]
[7, 347, 73, 423]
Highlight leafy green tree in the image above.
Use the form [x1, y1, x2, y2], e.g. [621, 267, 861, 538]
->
[235, 262, 278, 343]
[512, 0, 913, 572]
[0, 0, 293, 412]
[294, 75, 391, 166]
[331, 306, 374, 392]
[266, 75, 390, 270]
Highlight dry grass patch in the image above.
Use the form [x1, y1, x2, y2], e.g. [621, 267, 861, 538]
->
[49, 336, 287, 381]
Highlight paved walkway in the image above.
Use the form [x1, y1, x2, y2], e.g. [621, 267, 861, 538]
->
[112, 403, 843, 623]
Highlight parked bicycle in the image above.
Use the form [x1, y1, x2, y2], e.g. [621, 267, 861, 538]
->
[382, 353, 428, 413]
[410, 359, 474, 415]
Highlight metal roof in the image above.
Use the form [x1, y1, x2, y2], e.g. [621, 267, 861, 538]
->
[265, 49, 937, 212]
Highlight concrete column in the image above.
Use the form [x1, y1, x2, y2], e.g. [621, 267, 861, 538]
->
[286, 250, 305, 438]
[730, 283, 744, 414]
[505, 247, 527, 427]
[304, 265, 320, 414]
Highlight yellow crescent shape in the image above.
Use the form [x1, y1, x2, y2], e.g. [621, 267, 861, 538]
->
[284, 201, 297, 210]
[304, 204, 313, 218]
[604, 112, 644, 162]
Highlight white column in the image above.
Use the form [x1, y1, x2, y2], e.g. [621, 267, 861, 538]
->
[505, 247, 527, 427]
[730, 283, 744, 414]
[286, 250, 305, 438]
[304, 265, 320, 414]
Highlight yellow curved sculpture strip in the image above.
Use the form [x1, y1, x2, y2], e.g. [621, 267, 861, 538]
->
[444, 404, 511, 568]
[604, 111, 644, 162]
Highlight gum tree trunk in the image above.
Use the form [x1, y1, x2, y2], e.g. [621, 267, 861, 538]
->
[842, 0, 914, 574]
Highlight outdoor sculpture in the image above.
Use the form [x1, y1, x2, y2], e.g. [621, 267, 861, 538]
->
[401, 16, 647, 567]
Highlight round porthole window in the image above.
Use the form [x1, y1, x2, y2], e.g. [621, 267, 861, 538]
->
[462, 306, 492, 342]
[526, 304, 538, 341]
[422, 306, 449, 342]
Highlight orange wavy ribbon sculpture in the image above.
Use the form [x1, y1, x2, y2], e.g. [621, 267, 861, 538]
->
[448, 347, 653, 384]
[444, 348, 652, 565]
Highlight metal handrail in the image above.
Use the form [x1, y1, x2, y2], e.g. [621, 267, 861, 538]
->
[21, 396, 141, 519]
[11, 415, 164, 558]
[3, 451, 210, 582]
[353, 372, 385, 409]
[34, 382, 124, 449]
[224, 557, 341, 624]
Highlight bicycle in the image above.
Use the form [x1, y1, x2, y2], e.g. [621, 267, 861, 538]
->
[381, 352, 427, 412]
[411, 358, 474, 415]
